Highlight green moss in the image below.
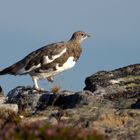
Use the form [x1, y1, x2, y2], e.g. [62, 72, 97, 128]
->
[118, 76, 140, 91]
[126, 83, 140, 88]
[122, 75, 140, 83]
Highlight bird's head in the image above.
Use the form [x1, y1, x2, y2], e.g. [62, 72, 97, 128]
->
[70, 31, 90, 43]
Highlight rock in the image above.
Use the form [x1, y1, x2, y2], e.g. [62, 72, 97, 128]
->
[2, 64, 140, 140]
[131, 98, 140, 109]
[6, 86, 92, 113]
[47, 117, 58, 125]
[19, 94, 140, 140]
[0, 87, 18, 114]
[7, 86, 43, 112]
[0, 86, 4, 96]
[0, 87, 18, 116]
[84, 64, 140, 100]
[0, 96, 6, 104]
[0, 104, 18, 114]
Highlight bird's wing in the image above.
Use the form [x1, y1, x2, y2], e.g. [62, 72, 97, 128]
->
[18, 42, 67, 74]
[0, 42, 67, 75]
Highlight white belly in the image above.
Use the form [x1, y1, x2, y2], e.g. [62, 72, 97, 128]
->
[56, 56, 76, 73]
[32, 57, 76, 79]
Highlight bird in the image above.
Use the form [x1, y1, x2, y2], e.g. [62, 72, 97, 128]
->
[0, 31, 90, 91]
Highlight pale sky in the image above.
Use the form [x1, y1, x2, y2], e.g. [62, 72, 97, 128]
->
[0, 0, 140, 93]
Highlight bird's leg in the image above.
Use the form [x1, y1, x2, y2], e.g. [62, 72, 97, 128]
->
[32, 76, 44, 91]
[47, 76, 54, 83]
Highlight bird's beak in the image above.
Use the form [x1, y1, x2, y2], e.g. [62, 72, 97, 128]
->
[86, 34, 91, 37]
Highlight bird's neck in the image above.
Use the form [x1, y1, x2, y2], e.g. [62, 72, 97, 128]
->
[68, 38, 81, 45]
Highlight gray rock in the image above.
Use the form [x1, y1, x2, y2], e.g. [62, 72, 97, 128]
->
[0, 96, 6, 104]
[3, 64, 140, 140]
[0, 86, 4, 96]
[47, 117, 58, 125]
[0, 87, 18, 114]
[84, 64, 140, 100]
[131, 98, 140, 109]
[0, 104, 18, 114]
[7, 86, 51, 112]
[6, 86, 92, 112]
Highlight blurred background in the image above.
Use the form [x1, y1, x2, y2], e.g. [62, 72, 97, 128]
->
[0, 0, 140, 93]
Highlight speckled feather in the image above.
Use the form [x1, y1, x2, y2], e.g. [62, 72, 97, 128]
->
[0, 31, 90, 90]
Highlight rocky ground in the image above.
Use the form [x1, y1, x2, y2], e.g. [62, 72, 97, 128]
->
[0, 63, 140, 140]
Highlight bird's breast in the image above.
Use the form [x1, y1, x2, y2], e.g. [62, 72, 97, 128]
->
[56, 56, 76, 72]
[30, 56, 76, 79]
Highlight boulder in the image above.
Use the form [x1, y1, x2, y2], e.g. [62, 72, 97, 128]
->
[2, 63, 140, 140]
[6, 86, 92, 112]
[0, 86, 4, 96]
[0, 104, 18, 114]
[84, 63, 140, 100]
[0, 86, 18, 114]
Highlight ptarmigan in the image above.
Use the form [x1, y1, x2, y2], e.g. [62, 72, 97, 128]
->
[0, 31, 90, 90]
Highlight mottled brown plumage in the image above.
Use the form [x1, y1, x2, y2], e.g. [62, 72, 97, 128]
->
[0, 31, 90, 90]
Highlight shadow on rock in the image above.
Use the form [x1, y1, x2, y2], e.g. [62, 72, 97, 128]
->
[6, 86, 91, 112]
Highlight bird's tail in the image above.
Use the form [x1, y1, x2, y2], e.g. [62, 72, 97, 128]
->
[0, 66, 16, 75]
[0, 61, 25, 75]
[0, 68, 4, 75]
[0, 85, 4, 95]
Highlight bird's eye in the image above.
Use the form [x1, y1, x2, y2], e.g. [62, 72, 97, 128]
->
[81, 33, 84, 36]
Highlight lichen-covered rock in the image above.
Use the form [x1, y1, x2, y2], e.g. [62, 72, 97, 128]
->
[0, 86, 18, 114]
[7, 86, 43, 112]
[1, 63, 140, 140]
[84, 64, 140, 100]
[20, 93, 140, 140]
[6, 86, 92, 112]
[0, 104, 18, 114]
[0, 86, 4, 96]
[0, 96, 6, 105]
